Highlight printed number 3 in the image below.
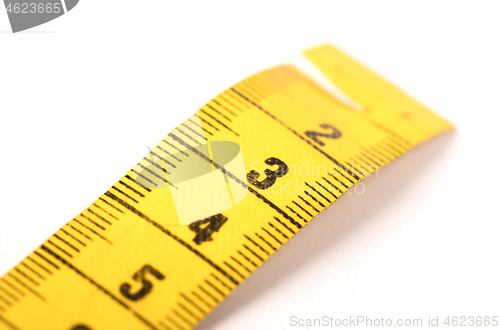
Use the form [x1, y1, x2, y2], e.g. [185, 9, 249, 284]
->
[120, 264, 165, 301]
[247, 157, 288, 190]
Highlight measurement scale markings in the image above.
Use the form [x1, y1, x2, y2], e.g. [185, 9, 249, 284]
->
[79, 213, 106, 230]
[205, 104, 232, 122]
[297, 195, 320, 213]
[103, 191, 239, 285]
[370, 146, 392, 163]
[381, 140, 404, 155]
[234, 84, 260, 103]
[178, 302, 201, 322]
[86, 208, 112, 225]
[47, 240, 73, 258]
[237, 250, 257, 268]
[188, 118, 213, 136]
[7, 273, 45, 302]
[72, 219, 112, 244]
[230, 87, 361, 182]
[60, 229, 86, 248]
[255, 233, 277, 251]
[198, 109, 239, 137]
[322, 176, 343, 194]
[181, 123, 208, 141]
[316, 181, 338, 199]
[377, 143, 399, 159]
[228, 256, 251, 274]
[175, 127, 203, 146]
[167, 133, 303, 229]
[360, 146, 386, 166]
[286, 205, 307, 222]
[20, 261, 46, 281]
[218, 94, 246, 112]
[0, 278, 24, 298]
[0, 314, 21, 330]
[210, 100, 237, 117]
[0, 293, 13, 307]
[66, 224, 93, 242]
[0, 284, 20, 301]
[349, 158, 370, 175]
[291, 201, 313, 218]
[33, 251, 60, 270]
[40, 245, 159, 330]
[13, 268, 39, 286]
[343, 161, 366, 177]
[142, 157, 172, 174]
[165, 314, 185, 330]
[0, 46, 453, 330]
[305, 182, 331, 203]
[53, 234, 80, 253]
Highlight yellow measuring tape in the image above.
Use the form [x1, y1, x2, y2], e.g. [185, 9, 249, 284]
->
[0, 45, 452, 330]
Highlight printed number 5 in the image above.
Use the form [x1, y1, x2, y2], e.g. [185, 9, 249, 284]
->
[120, 264, 165, 301]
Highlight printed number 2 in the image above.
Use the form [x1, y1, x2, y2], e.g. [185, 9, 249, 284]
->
[247, 157, 288, 190]
[305, 123, 342, 146]
[120, 265, 165, 301]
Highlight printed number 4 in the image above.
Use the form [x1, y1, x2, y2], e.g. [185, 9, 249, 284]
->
[120, 265, 165, 301]
[189, 213, 228, 245]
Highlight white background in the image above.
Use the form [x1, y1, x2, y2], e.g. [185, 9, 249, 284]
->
[1, 1, 499, 329]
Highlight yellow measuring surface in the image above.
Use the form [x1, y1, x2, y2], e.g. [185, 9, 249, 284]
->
[0, 45, 452, 330]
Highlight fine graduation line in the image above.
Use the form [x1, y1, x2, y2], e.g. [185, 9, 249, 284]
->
[0, 313, 21, 330]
